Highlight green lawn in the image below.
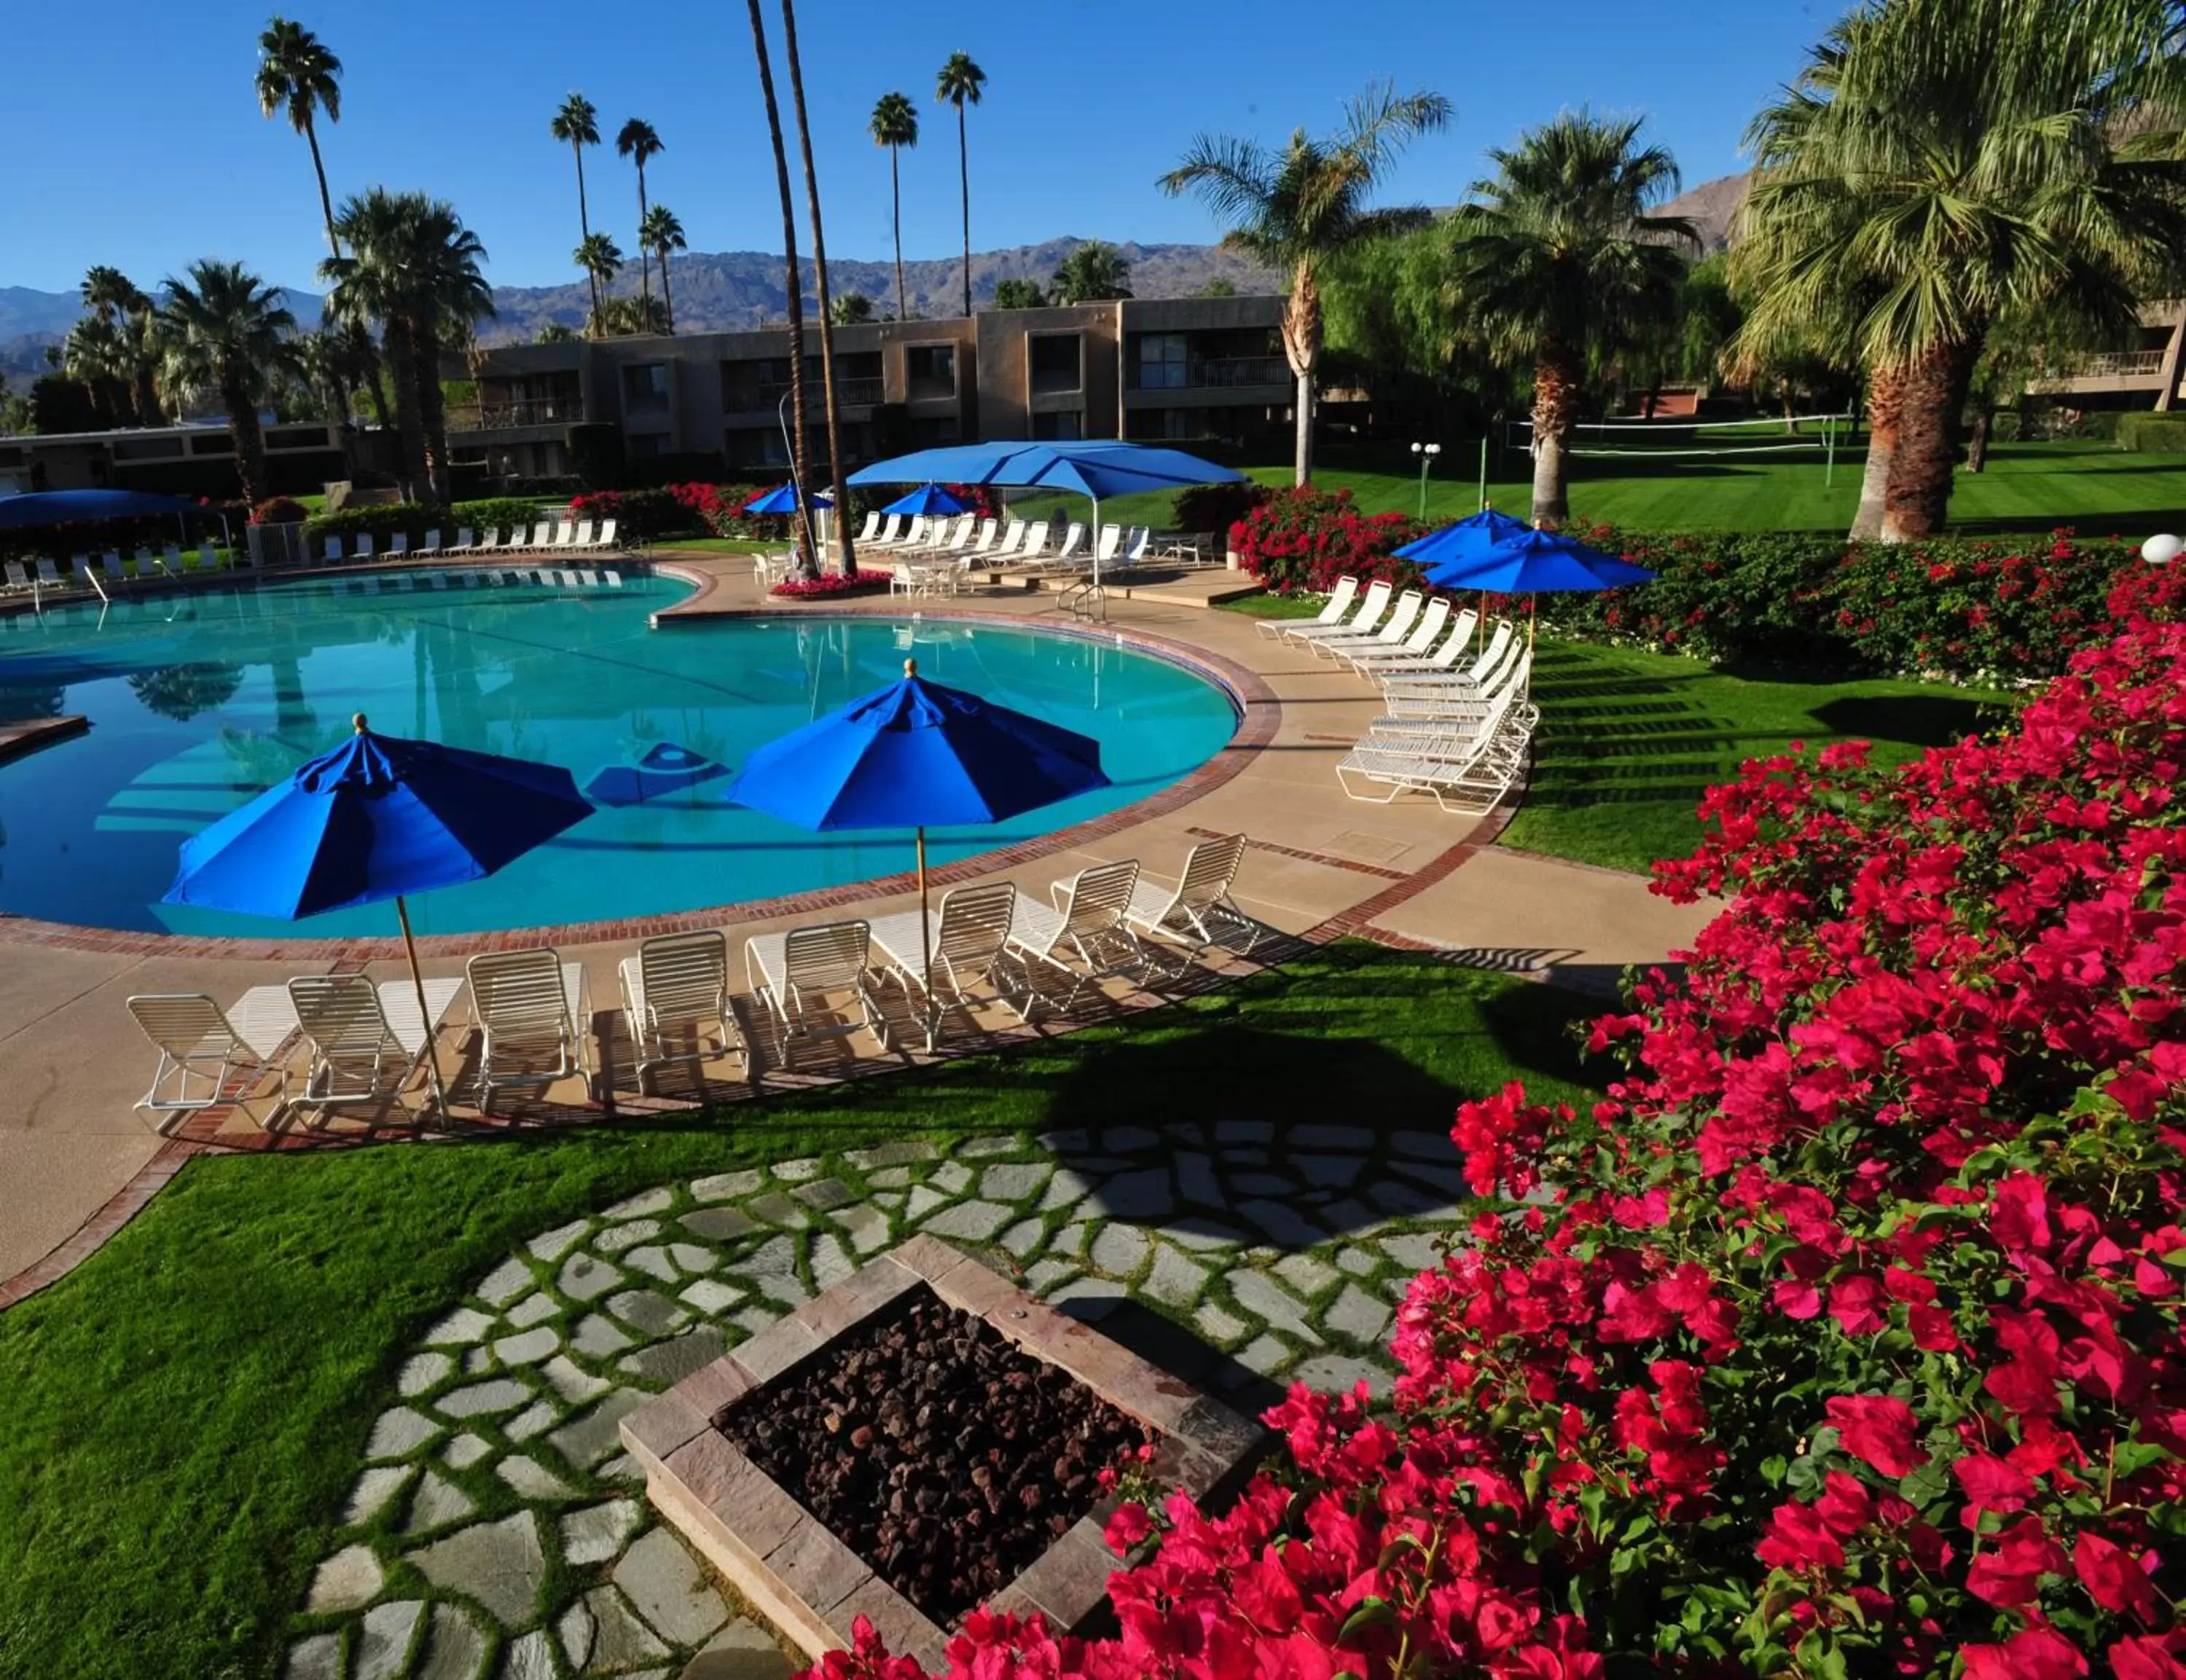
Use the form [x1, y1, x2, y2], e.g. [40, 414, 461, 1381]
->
[0, 944, 1603, 1680]
[1003, 439, 2185, 537]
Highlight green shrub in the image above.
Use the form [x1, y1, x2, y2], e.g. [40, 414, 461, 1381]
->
[2116, 411, 2186, 453]
[300, 498, 547, 550]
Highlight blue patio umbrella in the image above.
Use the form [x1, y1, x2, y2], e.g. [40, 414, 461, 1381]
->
[726, 657, 1109, 1046]
[0, 488, 214, 528]
[882, 483, 968, 518]
[743, 483, 834, 516]
[165, 714, 595, 1108]
[1393, 506, 1530, 572]
[1420, 528, 1657, 652]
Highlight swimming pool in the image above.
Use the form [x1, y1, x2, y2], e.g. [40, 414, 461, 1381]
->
[0, 568, 1238, 940]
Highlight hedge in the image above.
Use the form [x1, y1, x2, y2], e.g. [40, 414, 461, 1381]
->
[300, 499, 544, 549]
[2116, 412, 2186, 454]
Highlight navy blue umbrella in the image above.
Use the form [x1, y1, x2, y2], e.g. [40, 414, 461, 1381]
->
[882, 483, 968, 518]
[726, 659, 1109, 1045]
[743, 483, 834, 516]
[0, 488, 213, 528]
[165, 714, 595, 1107]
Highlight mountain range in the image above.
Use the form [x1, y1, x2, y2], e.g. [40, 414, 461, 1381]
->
[0, 237, 1278, 388]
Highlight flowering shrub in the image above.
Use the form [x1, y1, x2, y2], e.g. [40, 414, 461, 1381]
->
[769, 572, 890, 600]
[804, 610, 2186, 1680]
[250, 496, 307, 525]
[1231, 487, 1429, 595]
[568, 483, 755, 541]
[1174, 479, 1269, 540]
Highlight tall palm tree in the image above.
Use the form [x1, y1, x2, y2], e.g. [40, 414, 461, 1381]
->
[63, 314, 133, 428]
[780, 0, 857, 577]
[1735, 0, 2186, 541]
[255, 17, 345, 259]
[81, 266, 162, 423]
[868, 93, 920, 322]
[1444, 112, 1694, 527]
[935, 52, 987, 318]
[157, 260, 297, 506]
[830, 292, 874, 325]
[745, 0, 818, 579]
[615, 119, 666, 312]
[551, 94, 603, 323]
[575, 233, 624, 335]
[1161, 81, 1452, 486]
[640, 205, 687, 333]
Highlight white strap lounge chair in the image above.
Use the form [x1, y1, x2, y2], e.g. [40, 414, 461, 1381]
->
[1282, 578, 1389, 649]
[39, 558, 66, 586]
[160, 543, 184, 577]
[472, 527, 501, 554]
[855, 511, 882, 544]
[1341, 596, 1452, 673]
[1092, 524, 1124, 568]
[1313, 588, 1422, 661]
[323, 537, 344, 565]
[968, 518, 1000, 557]
[618, 930, 741, 1093]
[102, 552, 129, 586]
[990, 519, 1028, 562]
[1364, 607, 1481, 679]
[125, 988, 297, 1132]
[1124, 833, 1266, 958]
[1049, 522, 1089, 568]
[595, 517, 619, 551]
[1374, 649, 1536, 731]
[1384, 621, 1518, 699]
[197, 540, 220, 573]
[866, 882, 1030, 1043]
[1006, 859, 1147, 1012]
[569, 519, 595, 551]
[1264, 576, 1366, 644]
[354, 535, 375, 562]
[744, 919, 888, 1070]
[872, 514, 904, 549]
[1016, 520, 1053, 562]
[286, 973, 465, 1125]
[1119, 527, 1153, 567]
[134, 547, 160, 578]
[416, 529, 442, 557]
[3, 562, 28, 592]
[529, 520, 555, 552]
[1336, 683, 1533, 814]
[466, 949, 591, 1110]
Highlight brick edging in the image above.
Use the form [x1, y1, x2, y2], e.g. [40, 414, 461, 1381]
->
[0, 1138, 201, 1310]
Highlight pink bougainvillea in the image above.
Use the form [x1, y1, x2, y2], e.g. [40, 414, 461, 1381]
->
[1229, 487, 1429, 596]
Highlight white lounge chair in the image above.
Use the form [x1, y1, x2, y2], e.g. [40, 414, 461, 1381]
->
[744, 919, 888, 1070]
[1091, 525, 1124, 570]
[1364, 607, 1481, 679]
[871, 514, 904, 549]
[466, 948, 591, 1110]
[101, 552, 129, 586]
[867, 882, 1030, 1045]
[197, 540, 220, 573]
[1281, 578, 1386, 649]
[1015, 520, 1053, 563]
[416, 529, 442, 557]
[1340, 596, 1451, 674]
[1124, 833, 1266, 959]
[968, 518, 1000, 557]
[134, 547, 159, 579]
[1045, 522, 1089, 569]
[1373, 648, 1536, 731]
[447, 527, 476, 554]
[160, 543, 184, 577]
[3, 561, 28, 592]
[568, 519, 595, 552]
[1313, 588, 1422, 662]
[1384, 621, 1518, 702]
[618, 930, 742, 1093]
[1006, 860, 1148, 1011]
[323, 537, 344, 565]
[854, 510, 882, 544]
[528, 520, 555, 552]
[1336, 680, 1533, 814]
[39, 558, 66, 587]
[286, 973, 465, 1125]
[125, 988, 297, 1132]
[595, 518, 619, 552]
[989, 519, 1028, 562]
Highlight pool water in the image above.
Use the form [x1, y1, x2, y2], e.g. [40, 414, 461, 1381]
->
[0, 568, 1237, 939]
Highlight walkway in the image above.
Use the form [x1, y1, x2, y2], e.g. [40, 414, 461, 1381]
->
[0, 554, 1714, 1290]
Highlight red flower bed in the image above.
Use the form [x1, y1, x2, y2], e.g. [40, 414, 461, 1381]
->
[805, 604, 2186, 1679]
[770, 572, 890, 600]
[1230, 487, 1430, 596]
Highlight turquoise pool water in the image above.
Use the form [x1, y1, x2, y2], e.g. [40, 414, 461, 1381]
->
[0, 568, 1237, 939]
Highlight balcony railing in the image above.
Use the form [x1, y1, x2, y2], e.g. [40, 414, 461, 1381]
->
[447, 396, 578, 431]
[1129, 356, 1289, 392]
[2083, 349, 2168, 378]
[726, 377, 888, 413]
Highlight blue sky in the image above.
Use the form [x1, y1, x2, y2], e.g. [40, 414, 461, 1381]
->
[2, 0, 1841, 297]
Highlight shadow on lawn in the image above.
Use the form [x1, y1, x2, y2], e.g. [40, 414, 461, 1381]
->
[1813, 692, 2006, 748]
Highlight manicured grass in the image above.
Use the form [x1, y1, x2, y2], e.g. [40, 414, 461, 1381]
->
[1504, 640, 2012, 873]
[0, 944, 1603, 1680]
[654, 535, 775, 555]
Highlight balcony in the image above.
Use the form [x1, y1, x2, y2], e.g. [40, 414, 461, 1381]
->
[2025, 345, 2175, 397]
[726, 377, 886, 416]
[1129, 356, 1289, 393]
[2085, 349, 2167, 377]
[447, 396, 579, 432]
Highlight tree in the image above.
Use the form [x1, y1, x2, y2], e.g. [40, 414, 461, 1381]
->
[536, 322, 581, 345]
[63, 315, 132, 428]
[640, 204, 687, 333]
[81, 267, 163, 425]
[745, 0, 818, 581]
[1735, 0, 2186, 541]
[593, 294, 670, 337]
[935, 52, 987, 320]
[157, 260, 297, 505]
[0, 377, 32, 437]
[551, 94, 603, 324]
[615, 118, 665, 313]
[868, 92, 920, 324]
[1161, 80, 1452, 485]
[1196, 277, 1238, 299]
[575, 232, 624, 334]
[255, 17, 345, 260]
[1049, 240, 1134, 305]
[779, 0, 858, 577]
[991, 277, 1046, 310]
[831, 291, 875, 325]
[1446, 111, 1695, 527]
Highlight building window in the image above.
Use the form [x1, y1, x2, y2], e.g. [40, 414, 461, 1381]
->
[1136, 333, 1188, 390]
[627, 433, 666, 459]
[909, 416, 962, 447]
[624, 364, 671, 412]
[1030, 409, 1083, 441]
[1030, 333, 1081, 394]
[906, 344, 957, 396]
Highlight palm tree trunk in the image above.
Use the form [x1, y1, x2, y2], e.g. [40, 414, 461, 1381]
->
[305, 116, 340, 260]
[891, 147, 906, 323]
[637, 166, 653, 310]
[1529, 339, 1582, 529]
[1281, 266, 1322, 486]
[745, 0, 818, 580]
[575, 143, 600, 326]
[658, 244, 675, 333]
[412, 330, 450, 504]
[1850, 366, 1901, 541]
[1880, 340, 1977, 543]
[383, 315, 428, 502]
[222, 369, 270, 506]
[958, 105, 972, 319]
[778, 0, 857, 578]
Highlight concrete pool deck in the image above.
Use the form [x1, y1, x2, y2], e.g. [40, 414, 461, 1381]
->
[0, 554, 1715, 1293]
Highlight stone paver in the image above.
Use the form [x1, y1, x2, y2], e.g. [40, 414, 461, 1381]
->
[923, 1198, 1012, 1241]
[560, 1499, 644, 1567]
[1089, 1225, 1151, 1277]
[306, 1544, 385, 1612]
[367, 1407, 441, 1461]
[614, 1530, 731, 1646]
[682, 1619, 796, 1679]
[354, 1599, 425, 1680]
[608, 1289, 691, 1335]
[344, 1465, 412, 1526]
[549, 1390, 648, 1469]
[286, 1634, 342, 1680]
[436, 1378, 533, 1419]
[407, 1512, 546, 1629]
[400, 1352, 455, 1397]
[443, 1435, 492, 1471]
[416, 1606, 487, 1680]
[404, 1471, 477, 1536]
[558, 1253, 623, 1302]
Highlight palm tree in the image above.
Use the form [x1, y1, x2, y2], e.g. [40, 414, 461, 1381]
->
[1049, 240, 1134, 305]
[868, 93, 920, 322]
[1445, 112, 1694, 527]
[615, 119, 666, 313]
[640, 205, 687, 332]
[1161, 81, 1452, 486]
[551, 94, 603, 323]
[157, 260, 297, 505]
[80, 266, 161, 423]
[779, 0, 858, 577]
[1734, 0, 2186, 541]
[594, 294, 671, 337]
[935, 52, 987, 319]
[255, 17, 345, 259]
[745, 0, 818, 580]
[576, 233, 624, 334]
[992, 277, 1046, 310]
[63, 315, 133, 428]
[831, 292, 874, 325]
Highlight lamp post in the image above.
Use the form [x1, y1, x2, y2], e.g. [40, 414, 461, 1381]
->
[1410, 441, 1442, 521]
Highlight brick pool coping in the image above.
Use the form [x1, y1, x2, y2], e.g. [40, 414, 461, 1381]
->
[0, 558, 1277, 961]
[620, 1233, 1266, 1671]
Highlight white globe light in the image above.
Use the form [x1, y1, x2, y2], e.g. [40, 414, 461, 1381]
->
[2143, 533, 2184, 566]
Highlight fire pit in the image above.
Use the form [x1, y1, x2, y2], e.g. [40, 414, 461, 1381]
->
[620, 1234, 1266, 1670]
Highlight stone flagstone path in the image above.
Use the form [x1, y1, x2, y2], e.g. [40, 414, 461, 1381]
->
[289, 1121, 1468, 1679]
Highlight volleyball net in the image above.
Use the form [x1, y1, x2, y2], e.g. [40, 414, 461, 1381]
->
[1502, 412, 1857, 464]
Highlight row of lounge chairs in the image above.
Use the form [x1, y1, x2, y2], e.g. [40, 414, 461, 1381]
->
[125, 833, 1266, 1131]
[316, 517, 619, 568]
[4, 542, 223, 594]
[1271, 576, 1538, 815]
[753, 513, 1186, 589]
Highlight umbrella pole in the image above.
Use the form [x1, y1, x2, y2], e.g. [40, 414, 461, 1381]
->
[916, 825, 937, 1053]
[394, 893, 452, 1118]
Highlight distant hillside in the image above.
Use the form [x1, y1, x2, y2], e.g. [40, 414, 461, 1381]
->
[1658, 173, 1749, 253]
[0, 238, 1275, 385]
